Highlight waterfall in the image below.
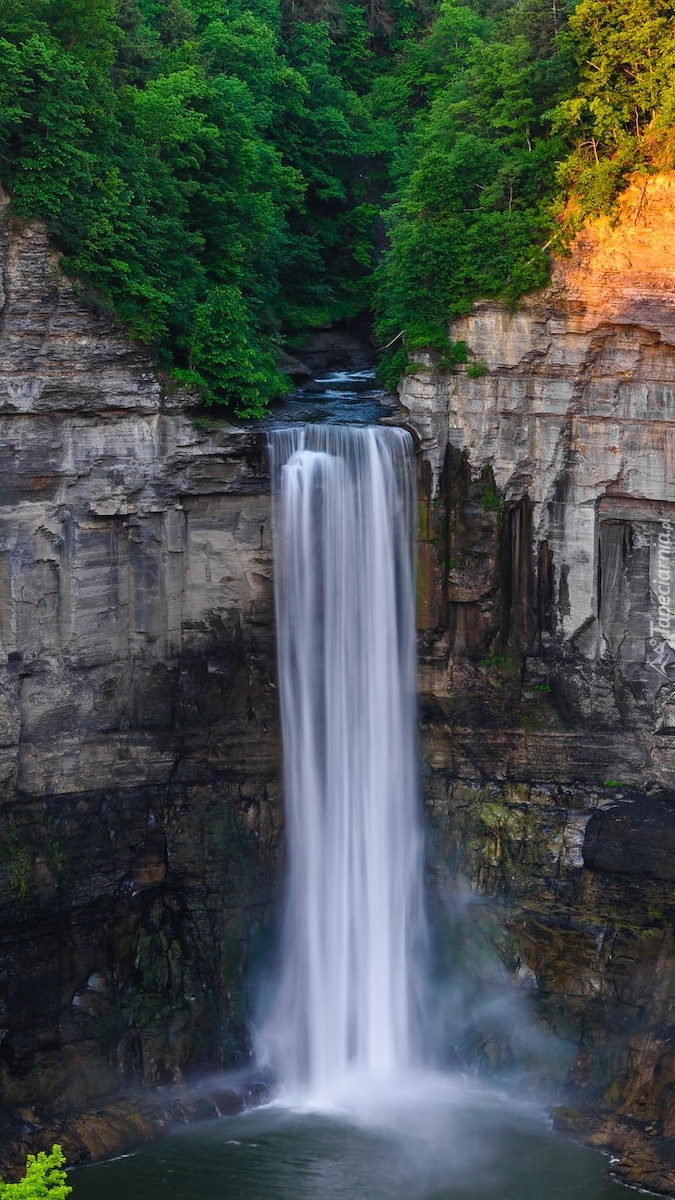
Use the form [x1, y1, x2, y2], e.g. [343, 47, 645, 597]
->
[259, 424, 426, 1100]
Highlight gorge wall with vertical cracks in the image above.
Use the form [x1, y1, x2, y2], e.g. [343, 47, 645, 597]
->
[406, 173, 675, 1194]
[0, 188, 281, 1165]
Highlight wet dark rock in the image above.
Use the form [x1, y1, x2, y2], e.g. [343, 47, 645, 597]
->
[290, 328, 375, 377]
[408, 175, 675, 1193]
[583, 799, 675, 881]
[7, 174, 675, 1199]
[0, 1071, 274, 1178]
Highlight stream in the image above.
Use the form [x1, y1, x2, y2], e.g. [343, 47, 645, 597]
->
[262, 368, 397, 427]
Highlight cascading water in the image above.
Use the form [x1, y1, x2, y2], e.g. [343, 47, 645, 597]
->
[259, 424, 427, 1100]
[72, 415, 639, 1200]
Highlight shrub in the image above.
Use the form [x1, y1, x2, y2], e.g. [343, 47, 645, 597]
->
[0, 1145, 72, 1199]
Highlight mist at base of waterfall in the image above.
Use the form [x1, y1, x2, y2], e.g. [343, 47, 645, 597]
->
[70, 1071, 634, 1200]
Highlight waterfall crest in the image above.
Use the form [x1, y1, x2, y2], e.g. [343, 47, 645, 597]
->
[259, 425, 426, 1100]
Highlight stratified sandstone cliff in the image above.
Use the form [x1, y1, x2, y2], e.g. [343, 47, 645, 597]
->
[408, 172, 675, 786]
[5, 167, 675, 1195]
[0, 189, 280, 1141]
[406, 174, 675, 1192]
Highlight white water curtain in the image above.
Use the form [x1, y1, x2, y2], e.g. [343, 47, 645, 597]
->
[260, 425, 426, 1099]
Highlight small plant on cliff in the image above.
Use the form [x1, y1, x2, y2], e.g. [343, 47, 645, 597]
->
[0, 1145, 71, 1199]
[481, 649, 519, 677]
[478, 482, 502, 514]
[0, 820, 32, 906]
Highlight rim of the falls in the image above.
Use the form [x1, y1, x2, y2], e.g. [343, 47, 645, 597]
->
[259, 368, 398, 428]
[256, 424, 428, 1104]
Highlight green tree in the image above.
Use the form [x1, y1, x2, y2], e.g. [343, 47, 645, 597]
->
[185, 284, 290, 415]
[551, 0, 675, 226]
[374, 0, 569, 372]
[0, 1145, 71, 1199]
[12, 0, 657, 405]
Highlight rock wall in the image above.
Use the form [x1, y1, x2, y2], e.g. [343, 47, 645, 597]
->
[407, 172, 675, 788]
[406, 174, 675, 1191]
[5, 170, 675, 1194]
[0, 190, 281, 1133]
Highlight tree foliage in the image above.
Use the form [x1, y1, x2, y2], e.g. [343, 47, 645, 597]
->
[373, 0, 572, 370]
[0, 1145, 71, 1199]
[1, 0, 674, 399]
[550, 0, 675, 228]
[0, 0, 385, 413]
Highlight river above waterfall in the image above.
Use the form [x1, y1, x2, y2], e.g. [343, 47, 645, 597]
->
[69, 1073, 634, 1200]
[262, 369, 398, 427]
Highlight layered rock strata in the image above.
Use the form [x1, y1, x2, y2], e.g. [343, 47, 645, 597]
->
[407, 174, 675, 1192]
[0, 189, 280, 1158]
[408, 173, 675, 788]
[5, 168, 675, 1197]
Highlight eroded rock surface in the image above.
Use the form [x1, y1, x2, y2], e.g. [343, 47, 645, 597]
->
[407, 174, 675, 1192]
[0, 190, 281, 1152]
[5, 170, 675, 1196]
[407, 174, 675, 788]
[425, 776, 675, 1193]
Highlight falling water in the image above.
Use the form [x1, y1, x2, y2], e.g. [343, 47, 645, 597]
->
[259, 424, 426, 1099]
[70, 420, 638, 1200]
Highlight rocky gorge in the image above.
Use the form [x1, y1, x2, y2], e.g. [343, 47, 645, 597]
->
[410, 172, 675, 1193]
[0, 186, 280, 1166]
[3, 171, 675, 1192]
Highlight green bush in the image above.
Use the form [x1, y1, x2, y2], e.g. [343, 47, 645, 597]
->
[0, 1145, 71, 1199]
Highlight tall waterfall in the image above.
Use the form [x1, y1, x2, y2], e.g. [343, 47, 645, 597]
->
[260, 425, 426, 1099]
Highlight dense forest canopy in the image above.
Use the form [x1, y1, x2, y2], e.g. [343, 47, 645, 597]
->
[0, 0, 673, 411]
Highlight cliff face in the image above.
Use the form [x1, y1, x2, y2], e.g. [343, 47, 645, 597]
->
[0, 191, 280, 1129]
[405, 174, 675, 1192]
[5, 171, 675, 1193]
[407, 173, 675, 785]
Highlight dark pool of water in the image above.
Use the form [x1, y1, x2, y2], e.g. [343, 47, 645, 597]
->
[261, 369, 397, 428]
[69, 1074, 634, 1200]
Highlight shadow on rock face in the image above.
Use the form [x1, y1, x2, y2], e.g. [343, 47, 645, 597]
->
[583, 797, 675, 882]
